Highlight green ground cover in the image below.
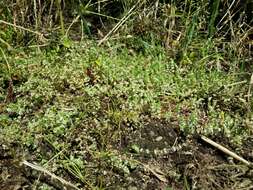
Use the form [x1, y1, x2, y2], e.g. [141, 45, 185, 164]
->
[1, 0, 253, 189]
[1, 39, 253, 189]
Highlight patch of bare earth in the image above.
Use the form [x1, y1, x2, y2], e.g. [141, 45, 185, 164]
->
[117, 119, 253, 189]
[1, 120, 253, 189]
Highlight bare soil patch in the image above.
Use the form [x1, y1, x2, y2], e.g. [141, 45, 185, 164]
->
[1, 120, 253, 189]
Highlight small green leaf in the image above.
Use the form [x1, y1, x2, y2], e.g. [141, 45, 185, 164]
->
[130, 144, 140, 153]
[61, 36, 72, 48]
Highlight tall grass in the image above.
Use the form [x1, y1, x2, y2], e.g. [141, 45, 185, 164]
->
[0, 0, 252, 50]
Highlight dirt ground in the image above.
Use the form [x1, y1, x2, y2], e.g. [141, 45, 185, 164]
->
[1, 120, 253, 190]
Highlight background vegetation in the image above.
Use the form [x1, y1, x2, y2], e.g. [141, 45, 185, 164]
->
[1, 0, 252, 47]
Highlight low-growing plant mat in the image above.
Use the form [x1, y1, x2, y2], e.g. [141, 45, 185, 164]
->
[1, 41, 253, 189]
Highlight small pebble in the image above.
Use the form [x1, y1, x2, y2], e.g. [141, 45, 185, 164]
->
[154, 149, 159, 155]
[155, 136, 163, 142]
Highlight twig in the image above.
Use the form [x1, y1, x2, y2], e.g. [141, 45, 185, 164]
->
[216, 0, 237, 31]
[0, 19, 46, 42]
[98, 1, 141, 45]
[33, 149, 66, 190]
[247, 73, 253, 112]
[120, 155, 167, 183]
[0, 47, 11, 74]
[225, 80, 247, 88]
[22, 160, 80, 190]
[65, 15, 80, 37]
[200, 135, 252, 167]
[0, 37, 12, 50]
[142, 163, 168, 183]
